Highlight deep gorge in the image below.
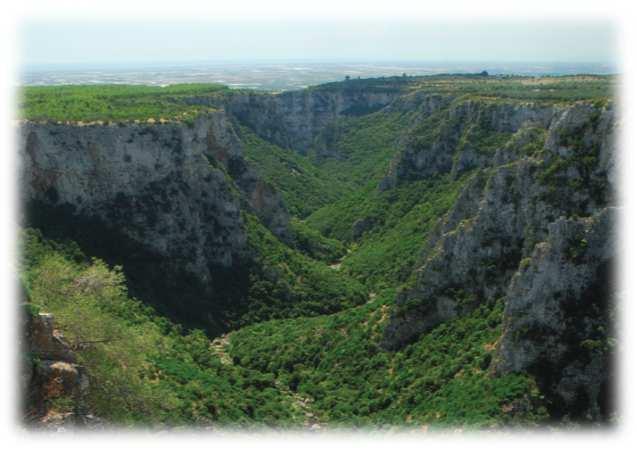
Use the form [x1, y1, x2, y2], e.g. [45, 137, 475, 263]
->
[19, 75, 618, 428]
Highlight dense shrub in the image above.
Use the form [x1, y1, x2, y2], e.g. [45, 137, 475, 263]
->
[230, 291, 548, 427]
[20, 229, 301, 426]
[19, 84, 228, 122]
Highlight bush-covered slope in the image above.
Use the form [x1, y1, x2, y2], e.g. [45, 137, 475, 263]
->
[237, 109, 415, 218]
[20, 229, 303, 427]
[305, 177, 466, 289]
[237, 124, 343, 218]
[229, 290, 548, 427]
[238, 213, 367, 326]
[308, 111, 413, 187]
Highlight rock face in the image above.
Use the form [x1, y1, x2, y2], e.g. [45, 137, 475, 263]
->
[381, 99, 617, 421]
[224, 88, 402, 155]
[495, 208, 616, 421]
[380, 99, 559, 190]
[200, 111, 291, 240]
[21, 114, 246, 277]
[19, 111, 289, 331]
[22, 305, 90, 427]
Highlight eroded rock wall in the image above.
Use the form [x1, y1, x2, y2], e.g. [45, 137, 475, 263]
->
[224, 88, 402, 155]
[18, 111, 289, 331]
[381, 100, 617, 421]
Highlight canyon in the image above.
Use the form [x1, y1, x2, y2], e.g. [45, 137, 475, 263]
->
[18, 75, 618, 427]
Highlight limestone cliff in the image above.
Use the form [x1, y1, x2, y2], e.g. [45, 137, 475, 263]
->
[224, 87, 401, 155]
[19, 111, 289, 331]
[495, 208, 616, 421]
[380, 98, 558, 189]
[197, 110, 291, 240]
[381, 99, 617, 421]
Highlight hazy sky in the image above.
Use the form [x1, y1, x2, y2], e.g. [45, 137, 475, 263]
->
[20, 20, 616, 67]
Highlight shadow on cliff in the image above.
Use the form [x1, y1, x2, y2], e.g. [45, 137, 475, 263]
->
[24, 200, 252, 337]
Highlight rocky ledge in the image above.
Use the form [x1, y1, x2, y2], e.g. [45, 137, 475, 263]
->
[22, 303, 92, 429]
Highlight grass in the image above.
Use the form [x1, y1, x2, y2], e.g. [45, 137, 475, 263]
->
[19, 83, 228, 122]
[406, 75, 615, 103]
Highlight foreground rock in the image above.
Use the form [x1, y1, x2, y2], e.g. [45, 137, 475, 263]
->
[22, 305, 92, 429]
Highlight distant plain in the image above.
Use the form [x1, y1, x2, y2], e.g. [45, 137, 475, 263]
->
[21, 61, 616, 91]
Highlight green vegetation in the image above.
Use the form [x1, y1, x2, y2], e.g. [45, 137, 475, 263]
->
[304, 176, 467, 290]
[406, 75, 615, 103]
[237, 125, 343, 217]
[340, 177, 467, 289]
[310, 111, 412, 187]
[19, 84, 228, 122]
[289, 218, 346, 263]
[21, 228, 302, 426]
[229, 291, 548, 427]
[18, 75, 613, 428]
[239, 213, 368, 326]
[310, 75, 414, 94]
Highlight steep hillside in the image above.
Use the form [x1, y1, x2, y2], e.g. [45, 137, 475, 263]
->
[20, 229, 306, 427]
[223, 77, 407, 155]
